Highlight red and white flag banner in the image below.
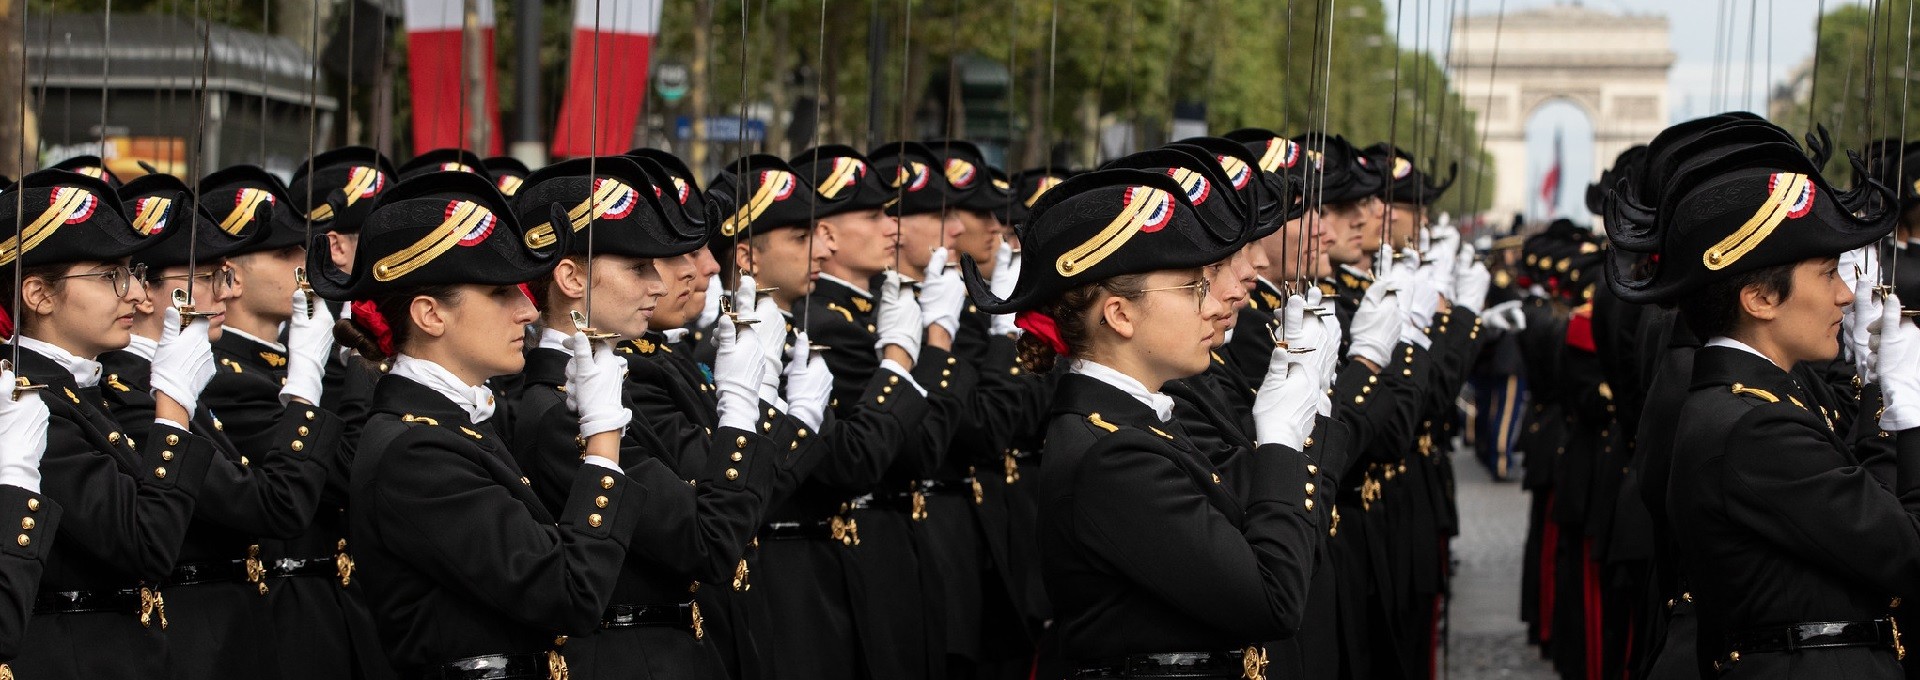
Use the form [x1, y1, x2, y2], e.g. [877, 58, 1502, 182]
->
[404, 0, 504, 156]
[551, 0, 662, 158]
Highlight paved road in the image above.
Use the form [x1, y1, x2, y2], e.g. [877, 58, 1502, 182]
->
[1443, 450, 1559, 680]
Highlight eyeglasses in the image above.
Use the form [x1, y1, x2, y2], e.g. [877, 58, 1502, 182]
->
[46, 264, 149, 297]
[153, 267, 237, 298]
[1137, 277, 1212, 311]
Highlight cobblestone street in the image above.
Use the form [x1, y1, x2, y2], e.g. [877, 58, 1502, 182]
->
[1442, 450, 1558, 680]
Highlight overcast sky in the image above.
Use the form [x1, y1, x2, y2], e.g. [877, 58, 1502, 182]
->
[1388, 0, 1846, 218]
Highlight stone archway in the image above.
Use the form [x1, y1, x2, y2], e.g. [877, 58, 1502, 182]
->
[1449, 4, 1675, 222]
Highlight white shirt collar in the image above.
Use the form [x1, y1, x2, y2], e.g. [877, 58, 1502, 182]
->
[1338, 264, 1374, 281]
[1069, 358, 1175, 422]
[816, 272, 872, 298]
[538, 327, 572, 353]
[1705, 336, 1780, 369]
[18, 335, 103, 388]
[222, 326, 286, 353]
[662, 328, 690, 344]
[123, 334, 159, 362]
[389, 354, 497, 422]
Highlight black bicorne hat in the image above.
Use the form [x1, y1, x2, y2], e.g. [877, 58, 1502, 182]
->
[1286, 131, 1382, 206]
[1587, 144, 1647, 217]
[1362, 143, 1455, 206]
[397, 148, 491, 182]
[198, 164, 308, 255]
[0, 169, 147, 271]
[288, 146, 397, 235]
[928, 139, 1009, 214]
[306, 171, 569, 301]
[1178, 136, 1310, 237]
[482, 156, 532, 197]
[789, 145, 894, 216]
[119, 173, 253, 270]
[1101, 147, 1253, 246]
[513, 156, 704, 259]
[49, 155, 123, 188]
[1605, 115, 1790, 254]
[623, 148, 707, 236]
[961, 168, 1243, 315]
[1606, 126, 1895, 305]
[1002, 167, 1074, 228]
[706, 154, 845, 239]
[868, 141, 953, 217]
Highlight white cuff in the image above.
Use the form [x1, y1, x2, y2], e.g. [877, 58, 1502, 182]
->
[578, 408, 632, 438]
[879, 360, 929, 397]
[581, 455, 622, 473]
[1883, 403, 1920, 431]
[154, 417, 189, 434]
[0, 470, 41, 495]
[1399, 323, 1432, 350]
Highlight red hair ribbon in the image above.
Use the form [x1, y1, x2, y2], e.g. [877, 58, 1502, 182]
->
[0, 306, 11, 342]
[350, 299, 396, 358]
[1015, 310, 1069, 356]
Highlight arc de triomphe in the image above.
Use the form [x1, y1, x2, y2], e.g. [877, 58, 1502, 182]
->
[1449, 5, 1675, 223]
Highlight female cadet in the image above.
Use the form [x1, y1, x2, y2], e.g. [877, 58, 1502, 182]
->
[307, 171, 644, 679]
[0, 169, 218, 679]
[962, 168, 1334, 679]
[507, 156, 821, 679]
[1609, 120, 1920, 679]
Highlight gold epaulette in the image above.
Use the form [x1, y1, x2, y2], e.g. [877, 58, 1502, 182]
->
[1729, 383, 1779, 403]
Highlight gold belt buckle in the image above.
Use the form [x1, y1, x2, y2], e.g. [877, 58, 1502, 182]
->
[335, 539, 356, 588]
[830, 514, 861, 546]
[548, 637, 570, 680]
[971, 478, 984, 506]
[138, 586, 167, 629]
[732, 558, 751, 592]
[910, 490, 928, 521]
[1891, 616, 1906, 660]
[690, 602, 705, 639]
[245, 544, 269, 595]
[1003, 451, 1021, 484]
[1241, 646, 1268, 680]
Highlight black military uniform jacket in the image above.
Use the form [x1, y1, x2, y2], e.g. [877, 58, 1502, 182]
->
[508, 341, 785, 679]
[348, 373, 646, 677]
[6, 343, 214, 680]
[1041, 372, 1324, 664]
[0, 482, 58, 664]
[1669, 345, 1920, 679]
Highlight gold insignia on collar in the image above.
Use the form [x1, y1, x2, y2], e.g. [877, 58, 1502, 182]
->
[851, 297, 873, 314]
[1261, 292, 1283, 309]
[826, 303, 855, 323]
[1317, 282, 1338, 297]
[1729, 383, 1779, 403]
[220, 358, 244, 374]
[1148, 426, 1174, 440]
[633, 338, 657, 354]
[64, 387, 79, 404]
[401, 414, 441, 426]
[106, 374, 131, 393]
[1211, 351, 1225, 365]
[258, 352, 287, 368]
[1086, 413, 1118, 433]
[458, 426, 485, 440]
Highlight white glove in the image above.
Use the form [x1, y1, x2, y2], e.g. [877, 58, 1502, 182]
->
[874, 270, 924, 362]
[1281, 294, 1335, 416]
[1306, 285, 1343, 384]
[1482, 299, 1527, 332]
[1849, 277, 1882, 378]
[1348, 268, 1402, 368]
[713, 313, 766, 432]
[783, 331, 833, 431]
[1424, 222, 1462, 288]
[1401, 247, 1440, 330]
[919, 247, 967, 338]
[1871, 295, 1920, 430]
[737, 275, 788, 405]
[988, 239, 1020, 337]
[1253, 354, 1319, 450]
[697, 273, 725, 329]
[1452, 245, 1491, 314]
[151, 306, 215, 416]
[0, 366, 50, 493]
[564, 332, 631, 438]
[280, 288, 334, 406]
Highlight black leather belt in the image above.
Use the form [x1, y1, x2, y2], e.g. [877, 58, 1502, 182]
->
[601, 601, 700, 634]
[33, 588, 143, 615]
[761, 520, 834, 540]
[267, 557, 340, 579]
[169, 559, 258, 587]
[1726, 618, 1904, 657]
[422, 652, 552, 680]
[920, 478, 977, 497]
[1072, 649, 1269, 679]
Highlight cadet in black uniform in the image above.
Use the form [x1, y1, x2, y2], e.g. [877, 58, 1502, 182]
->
[962, 168, 1334, 679]
[1, 169, 217, 679]
[308, 171, 644, 679]
[1612, 119, 1920, 678]
[0, 360, 60, 671]
[510, 155, 813, 679]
